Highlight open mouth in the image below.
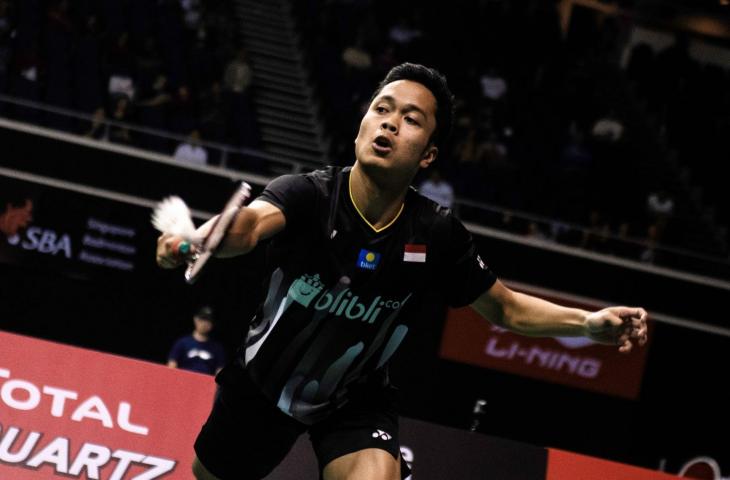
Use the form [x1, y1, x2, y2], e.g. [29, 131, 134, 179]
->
[372, 135, 393, 155]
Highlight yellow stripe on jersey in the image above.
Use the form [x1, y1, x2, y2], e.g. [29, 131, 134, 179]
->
[348, 174, 404, 233]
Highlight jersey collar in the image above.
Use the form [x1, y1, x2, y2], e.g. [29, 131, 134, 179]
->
[348, 171, 404, 233]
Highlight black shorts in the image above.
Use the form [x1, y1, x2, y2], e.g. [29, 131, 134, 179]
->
[194, 362, 409, 479]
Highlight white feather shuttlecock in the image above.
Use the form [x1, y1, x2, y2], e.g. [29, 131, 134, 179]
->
[151, 196, 200, 242]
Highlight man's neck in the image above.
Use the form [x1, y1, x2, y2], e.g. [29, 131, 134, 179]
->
[192, 331, 208, 342]
[350, 163, 408, 231]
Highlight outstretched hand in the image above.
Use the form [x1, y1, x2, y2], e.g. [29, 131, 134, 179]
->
[585, 307, 648, 354]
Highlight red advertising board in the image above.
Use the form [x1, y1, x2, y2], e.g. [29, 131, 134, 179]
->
[0, 330, 675, 479]
[0, 331, 215, 479]
[439, 285, 652, 399]
[547, 448, 679, 480]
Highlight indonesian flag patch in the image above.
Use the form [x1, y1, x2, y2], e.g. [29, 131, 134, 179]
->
[403, 244, 426, 263]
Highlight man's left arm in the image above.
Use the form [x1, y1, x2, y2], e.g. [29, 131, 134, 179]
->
[471, 280, 648, 354]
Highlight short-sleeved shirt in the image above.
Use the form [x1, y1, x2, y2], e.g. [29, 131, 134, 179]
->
[242, 166, 496, 424]
[168, 335, 226, 375]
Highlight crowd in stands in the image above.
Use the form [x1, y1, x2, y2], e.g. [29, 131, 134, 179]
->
[1, 0, 727, 268]
[0, 0, 258, 166]
[626, 35, 730, 253]
[294, 0, 729, 265]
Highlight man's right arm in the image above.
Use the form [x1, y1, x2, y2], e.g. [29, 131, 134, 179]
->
[156, 199, 285, 268]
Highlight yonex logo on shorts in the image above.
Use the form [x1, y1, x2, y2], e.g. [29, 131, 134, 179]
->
[372, 429, 392, 441]
[477, 255, 487, 270]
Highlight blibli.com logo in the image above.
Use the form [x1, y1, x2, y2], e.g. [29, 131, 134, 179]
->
[287, 273, 411, 324]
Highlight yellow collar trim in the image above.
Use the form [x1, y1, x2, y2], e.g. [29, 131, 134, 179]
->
[348, 174, 404, 233]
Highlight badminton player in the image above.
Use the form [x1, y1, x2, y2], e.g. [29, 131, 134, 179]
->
[157, 63, 648, 480]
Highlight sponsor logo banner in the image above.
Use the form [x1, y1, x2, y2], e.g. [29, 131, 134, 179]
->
[0, 330, 215, 479]
[439, 287, 651, 399]
[0, 176, 155, 277]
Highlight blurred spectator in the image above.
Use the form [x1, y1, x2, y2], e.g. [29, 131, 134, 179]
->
[0, 186, 34, 264]
[105, 32, 136, 100]
[167, 306, 225, 375]
[580, 210, 611, 253]
[526, 221, 548, 241]
[342, 42, 372, 71]
[223, 49, 257, 147]
[591, 110, 624, 143]
[198, 80, 227, 143]
[647, 190, 675, 220]
[482, 126, 520, 207]
[136, 75, 172, 118]
[223, 47, 252, 95]
[74, 15, 103, 115]
[555, 125, 593, 221]
[609, 221, 641, 259]
[499, 210, 528, 235]
[640, 224, 659, 264]
[419, 169, 454, 208]
[388, 18, 421, 47]
[646, 189, 674, 241]
[10, 46, 42, 122]
[452, 126, 486, 199]
[169, 84, 196, 134]
[479, 67, 508, 102]
[108, 97, 132, 144]
[0, 195, 33, 242]
[180, 0, 202, 32]
[108, 74, 135, 103]
[135, 37, 165, 97]
[560, 125, 593, 172]
[174, 129, 208, 166]
[82, 107, 108, 140]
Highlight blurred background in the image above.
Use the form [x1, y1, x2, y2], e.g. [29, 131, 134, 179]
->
[0, 0, 728, 478]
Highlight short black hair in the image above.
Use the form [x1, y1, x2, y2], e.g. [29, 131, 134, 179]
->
[370, 63, 454, 150]
[195, 305, 214, 321]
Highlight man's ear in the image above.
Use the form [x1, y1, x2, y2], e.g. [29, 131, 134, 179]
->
[419, 145, 438, 169]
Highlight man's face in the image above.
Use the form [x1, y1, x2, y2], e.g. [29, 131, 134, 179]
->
[354, 80, 438, 179]
[194, 316, 213, 335]
[1, 199, 33, 238]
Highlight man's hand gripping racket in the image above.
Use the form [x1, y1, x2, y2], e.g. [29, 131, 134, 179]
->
[152, 182, 252, 284]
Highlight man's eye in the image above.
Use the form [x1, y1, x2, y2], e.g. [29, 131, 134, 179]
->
[375, 106, 387, 113]
[405, 117, 419, 126]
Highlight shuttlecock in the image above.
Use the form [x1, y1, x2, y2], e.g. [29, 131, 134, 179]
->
[151, 196, 200, 242]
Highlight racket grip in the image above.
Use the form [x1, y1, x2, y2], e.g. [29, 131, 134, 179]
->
[178, 241, 191, 255]
[172, 239, 191, 257]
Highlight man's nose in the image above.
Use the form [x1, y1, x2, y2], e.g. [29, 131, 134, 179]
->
[381, 120, 397, 133]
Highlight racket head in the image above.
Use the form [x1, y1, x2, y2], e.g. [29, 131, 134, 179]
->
[184, 181, 251, 284]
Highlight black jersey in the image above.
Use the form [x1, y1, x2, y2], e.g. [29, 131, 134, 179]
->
[242, 166, 496, 424]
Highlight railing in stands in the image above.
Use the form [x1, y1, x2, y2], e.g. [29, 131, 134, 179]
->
[1, 94, 729, 283]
